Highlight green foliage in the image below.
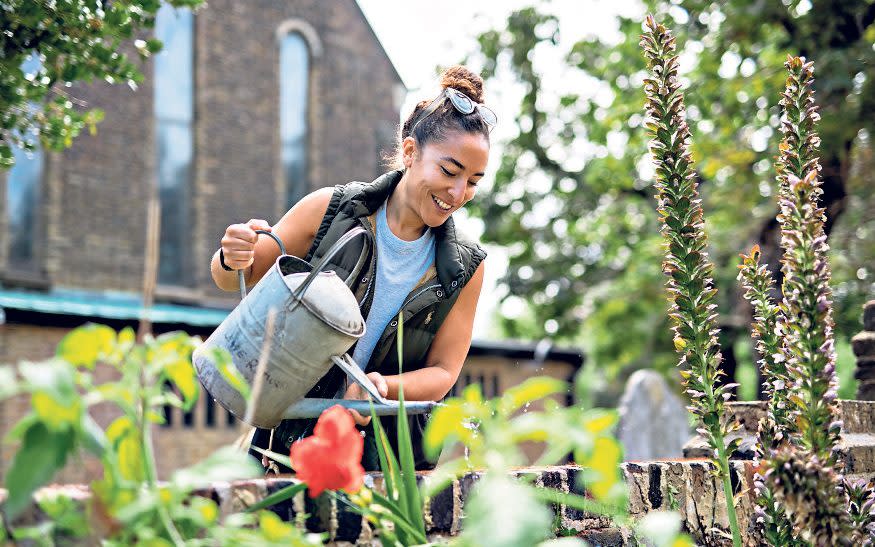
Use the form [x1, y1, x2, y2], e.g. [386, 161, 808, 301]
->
[423, 366, 691, 547]
[1, 0, 204, 168]
[468, 0, 875, 382]
[1, 324, 320, 546]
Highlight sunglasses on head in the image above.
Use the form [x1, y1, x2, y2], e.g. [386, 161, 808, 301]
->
[410, 88, 498, 135]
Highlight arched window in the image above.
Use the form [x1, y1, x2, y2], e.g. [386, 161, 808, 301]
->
[154, 3, 194, 286]
[6, 53, 43, 270]
[279, 33, 310, 207]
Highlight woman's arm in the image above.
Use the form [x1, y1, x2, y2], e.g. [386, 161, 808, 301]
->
[345, 260, 486, 404]
[210, 187, 335, 292]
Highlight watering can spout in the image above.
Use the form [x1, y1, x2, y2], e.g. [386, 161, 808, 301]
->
[282, 399, 441, 419]
[278, 354, 443, 420]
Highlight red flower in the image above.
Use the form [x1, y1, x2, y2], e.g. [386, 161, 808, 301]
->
[289, 405, 365, 498]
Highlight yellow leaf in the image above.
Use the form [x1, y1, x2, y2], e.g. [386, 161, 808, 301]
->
[501, 377, 566, 413]
[196, 499, 218, 524]
[581, 437, 623, 501]
[165, 359, 199, 411]
[32, 392, 80, 431]
[106, 416, 144, 481]
[424, 401, 472, 457]
[673, 336, 687, 351]
[57, 324, 116, 368]
[159, 487, 173, 504]
[584, 411, 618, 435]
[463, 383, 483, 404]
[260, 510, 291, 540]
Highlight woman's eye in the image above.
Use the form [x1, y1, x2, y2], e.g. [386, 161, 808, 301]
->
[468, 180, 479, 187]
[440, 166, 457, 177]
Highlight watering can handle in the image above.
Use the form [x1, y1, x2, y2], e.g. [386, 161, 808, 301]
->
[290, 226, 372, 303]
[236, 230, 288, 299]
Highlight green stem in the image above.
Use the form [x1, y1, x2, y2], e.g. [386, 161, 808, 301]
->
[713, 430, 743, 547]
[140, 384, 185, 546]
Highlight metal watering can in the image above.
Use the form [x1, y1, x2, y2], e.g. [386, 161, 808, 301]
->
[193, 226, 438, 429]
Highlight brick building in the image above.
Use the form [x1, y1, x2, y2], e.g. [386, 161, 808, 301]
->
[0, 0, 585, 482]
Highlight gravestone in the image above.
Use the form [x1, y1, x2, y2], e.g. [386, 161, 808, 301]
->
[617, 370, 690, 461]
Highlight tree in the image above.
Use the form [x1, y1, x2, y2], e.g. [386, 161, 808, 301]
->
[468, 1, 875, 385]
[1, 0, 203, 168]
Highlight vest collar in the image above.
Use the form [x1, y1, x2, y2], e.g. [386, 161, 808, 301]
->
[344, 170, 469, 296]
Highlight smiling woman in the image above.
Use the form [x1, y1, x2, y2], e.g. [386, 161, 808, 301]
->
[209, 65, 495, 471]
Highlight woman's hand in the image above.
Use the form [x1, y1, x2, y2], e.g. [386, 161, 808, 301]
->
[220, 219, 272, 271]
[343, 372, 389, 426]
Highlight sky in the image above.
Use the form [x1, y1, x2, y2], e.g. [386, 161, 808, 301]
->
[354, 0, 644, 339]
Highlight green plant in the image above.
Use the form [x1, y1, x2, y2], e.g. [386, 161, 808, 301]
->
[640, 15, 743, 547]
[641, 17, 873, 543]
[739, 56, 875, 545]
[424, 366, 692, 547]
[1, 324, 321, 546]
[1, 0, 205, 169]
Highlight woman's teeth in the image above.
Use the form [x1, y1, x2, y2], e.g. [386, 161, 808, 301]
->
[432, 195, 452, 211]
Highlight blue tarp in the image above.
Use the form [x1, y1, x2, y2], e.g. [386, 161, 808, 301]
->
[0, 288, 230, 327]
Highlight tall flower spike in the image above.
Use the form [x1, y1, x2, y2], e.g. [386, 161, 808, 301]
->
[640, 15, 742, 547]
[738, 245, 801, 546]
[765, 56, 850, 541]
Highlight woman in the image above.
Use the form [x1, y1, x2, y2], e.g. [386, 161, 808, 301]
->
[209, 65, 495, 471]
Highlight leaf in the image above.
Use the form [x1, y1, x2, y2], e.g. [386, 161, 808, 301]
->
[106, 416, 144, 482]
[259, 510, 296, 541]
[22, 360, 82, 431]
[459, 476, 552, 547]
[393, 314, 426, 539]
[4, 421, 75, 518]
[249, 445, 292, 470]
[0, 366, 20, 400]
[636, 511, 687, 547]
[500, 377, 566, 415]
[32, 392, 81, 432]
[163, 357, 199, 411]
[583, 410, 618, 435]
[172, 446, 263, 490]
[56, 324, 116, 369]
[462, 382, 483, 405]
[245, 482, 307, 513]
[579, 436, 623, 502]
[423, 400, 475, 460]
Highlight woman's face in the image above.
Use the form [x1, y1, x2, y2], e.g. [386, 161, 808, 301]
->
[402, 130, 490, 228]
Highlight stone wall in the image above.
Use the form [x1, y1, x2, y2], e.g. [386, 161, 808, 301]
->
[854, 300, 875, 399]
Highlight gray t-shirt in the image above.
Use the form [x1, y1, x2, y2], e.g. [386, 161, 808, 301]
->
[351, 203, 435, 369]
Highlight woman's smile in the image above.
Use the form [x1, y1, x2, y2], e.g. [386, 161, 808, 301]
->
[431, 194, 453, 212]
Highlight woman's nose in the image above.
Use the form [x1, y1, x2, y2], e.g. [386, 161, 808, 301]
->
[447, 179, 465, 203]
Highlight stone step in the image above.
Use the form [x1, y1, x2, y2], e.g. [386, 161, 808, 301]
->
[682, 401, 875, 473]
[864, 300, 875, 332]
[853, 331, 875, 358]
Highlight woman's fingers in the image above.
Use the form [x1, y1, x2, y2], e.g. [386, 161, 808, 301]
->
[367, 372, 388, 398]
[349, 409, 371, 427]
[220, 220, 272, 270]
[247, 218, 272, 232]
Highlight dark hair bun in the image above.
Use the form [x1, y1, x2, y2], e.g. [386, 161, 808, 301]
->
[440, 65, 485, 103]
